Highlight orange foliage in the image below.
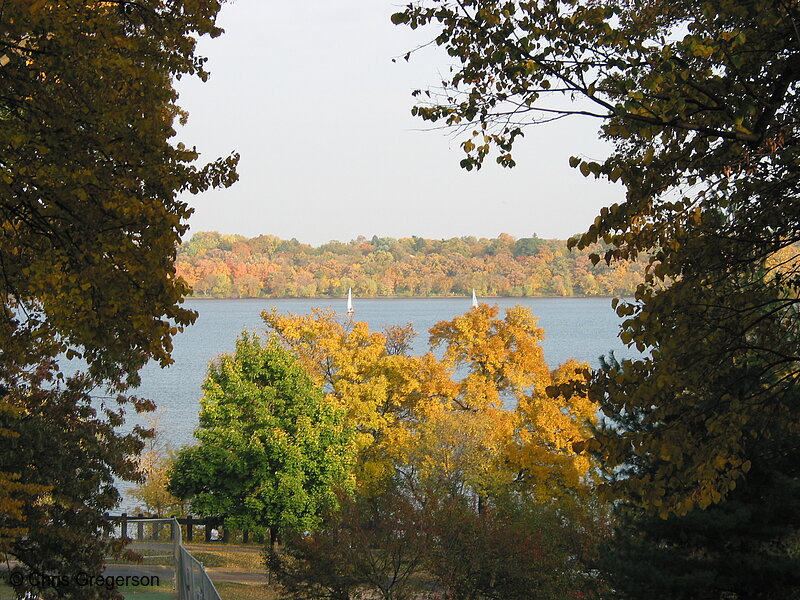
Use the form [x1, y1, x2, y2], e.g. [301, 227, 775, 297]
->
[177, 232, 646, 298]
[263, 304, 599, 499]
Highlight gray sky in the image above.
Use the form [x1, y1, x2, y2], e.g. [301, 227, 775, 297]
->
[175, 0, 624, 246]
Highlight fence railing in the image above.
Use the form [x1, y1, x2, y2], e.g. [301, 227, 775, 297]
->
[109, 513, 265, 544]
[108, 517, 221, 600]
[176, 539, 222, 600]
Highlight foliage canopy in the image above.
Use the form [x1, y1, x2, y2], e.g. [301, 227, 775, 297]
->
[393, 0, 800, 514]
[263, 304, 598, 501]
[0, 0, 237, 591]
[169, 333, 355, 535]
[176, 231, 646, 298]
[1, 0, 238, 384]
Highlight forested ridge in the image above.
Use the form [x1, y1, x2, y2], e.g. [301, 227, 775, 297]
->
[176, 231, 646, 298]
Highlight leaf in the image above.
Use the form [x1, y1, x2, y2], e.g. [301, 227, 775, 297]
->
[391, 12, 409, 25]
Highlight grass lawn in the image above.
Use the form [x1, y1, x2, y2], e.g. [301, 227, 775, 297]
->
[114, 546, 264, 570]
[187, 549, 262, 570]
[106, 548, 173, 566]
[213, 581, 283, 600]
[118, 581, 176, 600]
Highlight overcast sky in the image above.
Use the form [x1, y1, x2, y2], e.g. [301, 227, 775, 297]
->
[174, 0, 624, 246]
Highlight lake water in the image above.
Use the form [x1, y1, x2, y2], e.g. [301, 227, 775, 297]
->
[111, 296, 635, 511]
[131, 297, 634, 449]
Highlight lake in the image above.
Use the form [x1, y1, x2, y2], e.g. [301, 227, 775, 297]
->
[130, 296, 635, 449]
[111, 296, 636, 511]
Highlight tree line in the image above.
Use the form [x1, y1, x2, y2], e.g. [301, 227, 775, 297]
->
[176, 231, 646, 298]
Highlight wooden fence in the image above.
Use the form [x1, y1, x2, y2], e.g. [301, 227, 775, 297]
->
[107, 513, 266, 544]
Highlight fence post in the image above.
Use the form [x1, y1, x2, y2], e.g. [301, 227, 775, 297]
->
[186, 516, 193, 543]
[137, 514, 144, 540]
[121, 513, 128, 539]
[243, 530, 249, 543]
[205, 517, 212, 542]
[222, 527, 230, 543]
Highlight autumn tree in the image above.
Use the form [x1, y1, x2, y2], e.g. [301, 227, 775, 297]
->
[264, 305, 598, 500]
[168, 333, 355, 539]
[267, 485, 429, 600]
[1, 0, 238, 384]
[421, 492, 605, 600]
[132, 448, 187, 518]
[0, 365, 149, 599]
[270, 478, 605, 600]
[262, 306, 603, 596]
[392, 0, 800, 514]
[130, 412, 188, 517]
[0, 0, 238, 592]
[262, 308, 433, 489]
[429, 304, 550, 410]
[429, 305, 597, 500]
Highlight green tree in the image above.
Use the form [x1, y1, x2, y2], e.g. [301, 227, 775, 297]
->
[601, 457, 800, 600]
[169, 333, 355, 538]
[512, 236, 543, 258]
[393, 0, 799, 514]
[596, 354, 800, 599]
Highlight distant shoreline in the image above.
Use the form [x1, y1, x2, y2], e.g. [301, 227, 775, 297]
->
[183, 295, 624, 301]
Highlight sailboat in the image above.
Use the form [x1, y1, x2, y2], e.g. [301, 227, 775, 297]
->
[472, 288, 478, 308]
[346, 288, 355, 315]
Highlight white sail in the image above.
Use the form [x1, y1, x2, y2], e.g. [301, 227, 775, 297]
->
[472, 288, 478, 308]
[346, 288, 354, 315]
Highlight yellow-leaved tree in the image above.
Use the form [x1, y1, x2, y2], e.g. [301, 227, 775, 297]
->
[262, 309, 437, 488]
[263, 304, 598, 500]
[264, 304, 606, 600]
[429, 305, 598, 500]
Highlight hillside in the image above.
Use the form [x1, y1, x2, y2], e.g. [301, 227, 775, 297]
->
[175, 232, 646, 298]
